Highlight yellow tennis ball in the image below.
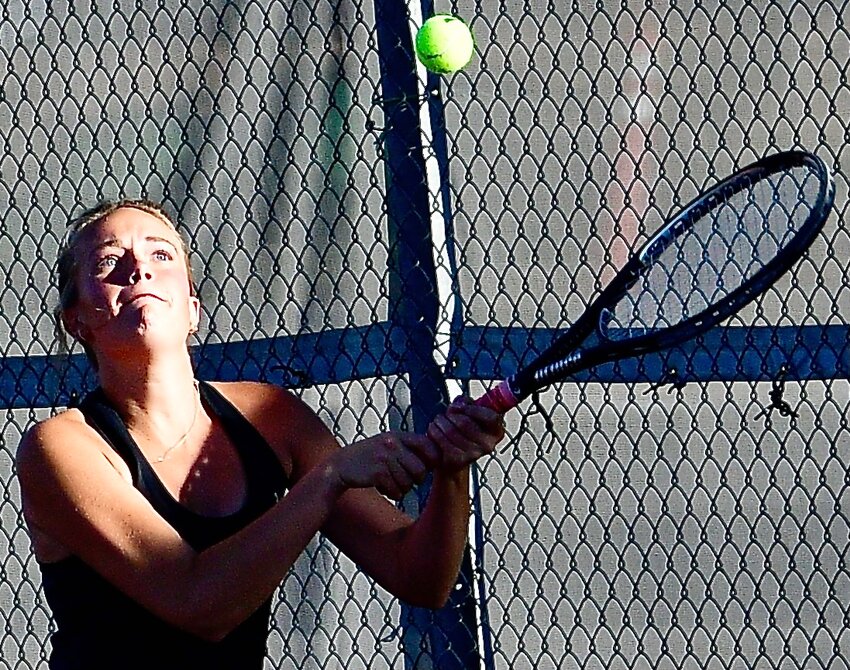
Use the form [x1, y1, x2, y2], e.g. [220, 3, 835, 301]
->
[415, 14, 475, 74]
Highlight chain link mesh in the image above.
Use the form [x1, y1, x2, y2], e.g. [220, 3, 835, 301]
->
[2, 1, 849, 668]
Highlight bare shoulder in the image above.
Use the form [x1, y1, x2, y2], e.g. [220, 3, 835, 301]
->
[205, 381, 338, 477]
[17, 408, 131, 486]
[16, 408, 134, 562]
[18, 408, 103, 472]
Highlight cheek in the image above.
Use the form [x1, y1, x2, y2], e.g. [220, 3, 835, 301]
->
[74, 274, 114, 308]
[165, 267, 194, 298]
[160, 267, 197, 315]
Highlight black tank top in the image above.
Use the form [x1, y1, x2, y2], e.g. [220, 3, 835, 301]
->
[39, 381, 289, 669]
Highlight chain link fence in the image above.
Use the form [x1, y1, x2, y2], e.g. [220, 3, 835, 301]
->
[2, 0, 849, 668]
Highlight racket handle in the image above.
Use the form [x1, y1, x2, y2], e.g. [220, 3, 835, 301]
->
[474, 380, 519, 413]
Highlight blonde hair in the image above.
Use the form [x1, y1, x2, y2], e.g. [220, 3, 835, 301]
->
[55, 199, 197, 363]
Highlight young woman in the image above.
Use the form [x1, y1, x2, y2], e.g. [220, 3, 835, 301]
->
[16, 200, 504, 669]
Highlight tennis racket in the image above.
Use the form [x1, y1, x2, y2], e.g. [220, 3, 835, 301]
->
[476, 150, 835, 412]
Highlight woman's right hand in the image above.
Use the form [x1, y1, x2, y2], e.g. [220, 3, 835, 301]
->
[325, 433, 440, 500]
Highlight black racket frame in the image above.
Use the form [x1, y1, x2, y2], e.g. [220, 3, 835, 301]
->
[505, 150, 835, 404]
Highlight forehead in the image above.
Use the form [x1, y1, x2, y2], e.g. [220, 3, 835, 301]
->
[77, 207, 183, 250]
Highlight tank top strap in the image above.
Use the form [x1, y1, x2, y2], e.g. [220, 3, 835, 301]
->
[197, 380, 288, 504]
[78, 387, 146, 485]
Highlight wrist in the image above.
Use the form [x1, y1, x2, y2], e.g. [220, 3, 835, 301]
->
[432, 463, 470, 487]
[312, 457, 349, 500]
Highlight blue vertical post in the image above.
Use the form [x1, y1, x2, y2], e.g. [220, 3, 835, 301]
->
[373, 2, 480, 669]
[415, 1, 496, 667]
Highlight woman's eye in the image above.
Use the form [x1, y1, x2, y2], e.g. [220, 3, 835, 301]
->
[95, 256, 118, 271]
[152, 249, 173, 261]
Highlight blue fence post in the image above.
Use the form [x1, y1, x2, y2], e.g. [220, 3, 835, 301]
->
[373, 2, 480, 668]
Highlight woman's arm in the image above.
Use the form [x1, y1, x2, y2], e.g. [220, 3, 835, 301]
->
[16, 390, 438, 641]
[318, 398, 505, 607]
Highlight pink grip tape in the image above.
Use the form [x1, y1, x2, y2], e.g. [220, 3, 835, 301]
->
[474, 380, 519, 413]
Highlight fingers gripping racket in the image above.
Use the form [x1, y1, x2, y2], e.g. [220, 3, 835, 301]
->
[476, 150, 835, 413]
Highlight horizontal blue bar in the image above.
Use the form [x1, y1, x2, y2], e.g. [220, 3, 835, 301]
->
[3, 324, 848, 410]
[0, 323, 411, 410]
[446, 325, 850, 384]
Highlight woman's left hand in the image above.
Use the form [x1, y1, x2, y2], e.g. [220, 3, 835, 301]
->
[425, 397, 506, 472]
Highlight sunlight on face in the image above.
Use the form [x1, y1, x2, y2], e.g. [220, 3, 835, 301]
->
[66, 207, 200, 361]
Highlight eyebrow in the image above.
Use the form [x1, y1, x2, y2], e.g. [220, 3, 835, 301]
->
[90, 236, 180, 254]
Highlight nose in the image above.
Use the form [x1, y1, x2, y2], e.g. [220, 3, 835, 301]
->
[128, 254, 153, 284]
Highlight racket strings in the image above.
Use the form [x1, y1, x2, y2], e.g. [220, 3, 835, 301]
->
[606, 164, 820, 337]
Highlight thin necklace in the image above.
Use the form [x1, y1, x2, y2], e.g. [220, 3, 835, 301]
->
[152, 380, 201, 464]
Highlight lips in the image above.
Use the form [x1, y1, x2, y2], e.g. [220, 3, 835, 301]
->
[123, 292, 165, 305]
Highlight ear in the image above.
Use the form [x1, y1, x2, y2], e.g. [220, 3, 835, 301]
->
[188, 296, 201, 334]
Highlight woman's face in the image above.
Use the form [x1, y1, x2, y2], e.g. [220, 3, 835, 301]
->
[63, 207, 200, 359]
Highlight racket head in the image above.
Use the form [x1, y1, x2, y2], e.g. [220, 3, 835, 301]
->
[507, 150, 834, 403]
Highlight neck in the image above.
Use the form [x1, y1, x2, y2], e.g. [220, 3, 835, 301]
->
[97, 349, 197, 407]
[96, 352, 201, 454]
